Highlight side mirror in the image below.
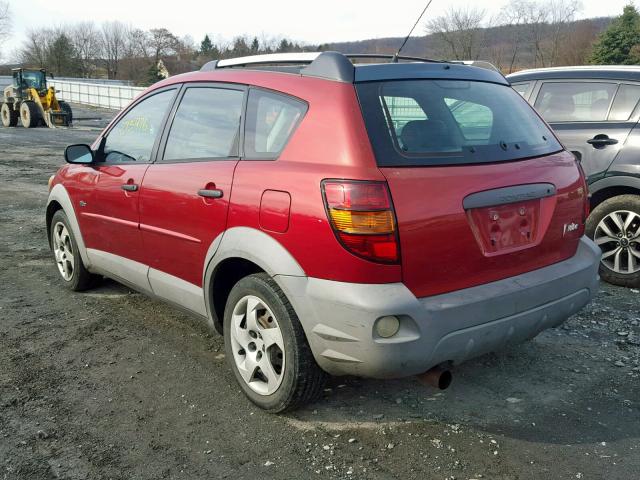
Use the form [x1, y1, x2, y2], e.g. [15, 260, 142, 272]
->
[65, 144, 94, 164]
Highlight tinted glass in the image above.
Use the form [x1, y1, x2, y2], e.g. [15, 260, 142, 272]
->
[357, 80, 562, 167]
[512, 83, 529, 96]
[244, 89, 307, 159]
[609, 84, 640, 121]
[104, 89, 175, 163]
[535, 82, 617, 122]
[164, 87, 243, 161]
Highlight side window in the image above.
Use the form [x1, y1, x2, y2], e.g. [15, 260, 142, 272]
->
[512, 83, 530, 97]
[244, 89, 307, 159]
[163, 87, 243, 161]
[444, 98, 493, 141]
[609, 84, 640, 121]
[534, 82, 617, 123]
[103, 89, 175, 163]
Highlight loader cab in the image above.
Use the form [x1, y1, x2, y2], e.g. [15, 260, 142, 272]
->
[12, 68, 47, 97]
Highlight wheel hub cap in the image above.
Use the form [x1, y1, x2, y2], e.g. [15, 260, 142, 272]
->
[229, 295, 285, 396]
[594, 210, 640, 274]
[52, 222, 74, 281]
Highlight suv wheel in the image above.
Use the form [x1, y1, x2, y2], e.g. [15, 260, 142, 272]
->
[586, 194, 640, 287]
[223, 273, 326, 412]
[50, 210, 98, 291]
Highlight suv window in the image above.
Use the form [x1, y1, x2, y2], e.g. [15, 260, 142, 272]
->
[535, 82, 617, 122]
[357, 79, 561, 167]
[103, 89, 175, 163]
[244, 89, 307, 159]
[609, 84, 640, 121]
[163, 87, 244, 161]
[512, 83, 529, 97]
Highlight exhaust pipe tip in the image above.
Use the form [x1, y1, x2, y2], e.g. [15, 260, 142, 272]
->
[417, 366, 452, 390]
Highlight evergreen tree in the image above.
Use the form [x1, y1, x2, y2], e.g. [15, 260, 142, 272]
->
[590, 4, 640, 64]
[200, 34, 213, 55]
[277, 39, 290, 52]
[251, 37, 260, 54]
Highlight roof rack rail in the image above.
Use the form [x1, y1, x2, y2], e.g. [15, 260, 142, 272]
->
[447, 60, 501, 73]
[199, 51, 502, 83]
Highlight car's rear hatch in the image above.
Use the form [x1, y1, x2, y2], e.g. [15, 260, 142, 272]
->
[356, 75, 588, 298]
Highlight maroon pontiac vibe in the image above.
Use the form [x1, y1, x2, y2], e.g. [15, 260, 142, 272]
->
[46, 52, 600, 412]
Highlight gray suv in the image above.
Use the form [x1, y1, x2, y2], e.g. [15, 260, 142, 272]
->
[508, 66, 640, 287]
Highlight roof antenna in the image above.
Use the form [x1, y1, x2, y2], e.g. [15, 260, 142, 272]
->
[393, 0, 434, 62]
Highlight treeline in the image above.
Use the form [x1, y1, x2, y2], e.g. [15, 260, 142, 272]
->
[13, 22, 316, 85]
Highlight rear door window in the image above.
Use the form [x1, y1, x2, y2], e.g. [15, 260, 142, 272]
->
[609, 84, 640, 121]
[163, 86, 244, 161]
[357, 79, 562, 166]
[534, 82, 617, 122]
[243, 89, 307, 160]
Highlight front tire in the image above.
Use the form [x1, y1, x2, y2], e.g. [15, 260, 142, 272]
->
[586, 194, 640, 287]
[50, 210, 98, 291]
[20, 101, 40, 128]
[223, 273, 326, 412]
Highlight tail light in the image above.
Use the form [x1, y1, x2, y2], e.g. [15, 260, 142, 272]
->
[321, 180, 399, 263]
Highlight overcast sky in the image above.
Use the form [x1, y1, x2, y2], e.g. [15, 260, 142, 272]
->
[3, 0, 633, 61]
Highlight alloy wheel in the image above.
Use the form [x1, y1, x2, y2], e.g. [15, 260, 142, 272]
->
[52, 222, 74, 281]
[594, 210, 640, 274]
[229, 295, 285, 395]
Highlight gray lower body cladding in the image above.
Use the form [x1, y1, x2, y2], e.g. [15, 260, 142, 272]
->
[277, 236, 601, 378]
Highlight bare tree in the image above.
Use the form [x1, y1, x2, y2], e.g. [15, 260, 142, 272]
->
[101, 21, 127, 79]
[500, 3, 529, 72]
[148, 28, 177, 62]
[19, 28, 52, 68]
[547, 0, 582, 66]
[556, 19, 598, 65]
[70, 22, 101, 77]
[427, 7, 487, 60]
[503, 0, 582, 68]
[0, 0, 11, 59]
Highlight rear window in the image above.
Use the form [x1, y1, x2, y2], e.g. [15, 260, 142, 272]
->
[357, 80, 562, 167]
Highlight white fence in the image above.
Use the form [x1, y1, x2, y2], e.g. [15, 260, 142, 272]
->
[49, 80, 145, 110]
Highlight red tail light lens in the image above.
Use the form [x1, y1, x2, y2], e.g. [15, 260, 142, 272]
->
[322, 180, 400, 263]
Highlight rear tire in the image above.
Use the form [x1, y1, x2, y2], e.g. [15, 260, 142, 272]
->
[50, 210, 99, 291]
[586, 194, 640, 288]
[223, 273, 326, 412]
[1, 102, 18, 127]
[20, 101, 40, 128]
[59, 101, 73, 125]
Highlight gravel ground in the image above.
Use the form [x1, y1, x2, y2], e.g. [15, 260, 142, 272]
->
[1, 104, 639, 480]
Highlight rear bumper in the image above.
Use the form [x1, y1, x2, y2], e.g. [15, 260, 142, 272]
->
[277, 236, 601, 378]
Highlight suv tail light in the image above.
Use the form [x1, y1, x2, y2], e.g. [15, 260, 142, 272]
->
[321, 180, 399, 263]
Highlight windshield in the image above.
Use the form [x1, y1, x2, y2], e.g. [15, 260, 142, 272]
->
[356, 79, 562, 166]
[17, 71, 46, 90]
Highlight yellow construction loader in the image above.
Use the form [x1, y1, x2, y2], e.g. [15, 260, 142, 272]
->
[1, 68, 72, 128]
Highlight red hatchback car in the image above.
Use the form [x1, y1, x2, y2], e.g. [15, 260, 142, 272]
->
[47, 52, 600, 411]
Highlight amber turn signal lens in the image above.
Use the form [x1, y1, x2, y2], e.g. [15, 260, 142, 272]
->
[328, 209, 395, 234]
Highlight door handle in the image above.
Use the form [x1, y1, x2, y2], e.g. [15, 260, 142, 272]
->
[587, 134, 618, 147]
[121, 184, 139, 192]
[198, 188, 223, 199]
